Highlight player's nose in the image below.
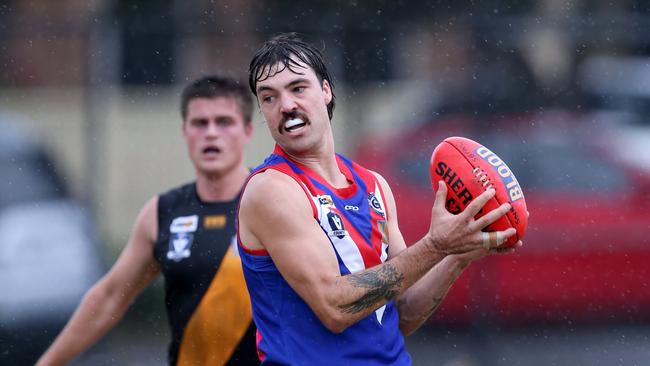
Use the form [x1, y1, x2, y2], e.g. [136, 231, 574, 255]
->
[205, 121, 220, 137]
[279, 94, 298, 114]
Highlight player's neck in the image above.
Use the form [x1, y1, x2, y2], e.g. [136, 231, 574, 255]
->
[195, 164, 249, 202]
[286, 138, 350, 189]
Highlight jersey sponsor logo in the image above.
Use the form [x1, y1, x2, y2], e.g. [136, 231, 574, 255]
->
[170, 215, 198, 233]
[203, 214, 226, 229]
[317, 194, 336, 208]
[434, 161, 474, 206]
[327, 212, 348, 239]
[168, 215, 198, 261]
[368, 192, 385, 216]
[344, 205, 359, 211]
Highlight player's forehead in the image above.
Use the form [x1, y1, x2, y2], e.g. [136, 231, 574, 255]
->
[185, 96, 243, 119]
[255, 57, 318, 92]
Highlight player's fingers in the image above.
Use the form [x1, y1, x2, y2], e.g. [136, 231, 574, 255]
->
[480, 232, 491, 250]
[493, 240, 523, 254]
[480, 228, 516, 250]
[463, 188, 495, 218]
[433, 181, 448, 210]
[473, 202, 511, 229]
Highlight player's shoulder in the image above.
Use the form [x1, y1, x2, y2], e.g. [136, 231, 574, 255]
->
[244, 169, 303, 201]
[342, 155, 386, 185]
[142, 195, 159, 212]
[131, 195, 159, 242]
[366, 168, 385, 182]
[241, 169, 313, 220]
[365, 169, 396, 209]
[158, 181, 195, 201]
[156, 182, 196, 214]
[241, 170, 314, 237]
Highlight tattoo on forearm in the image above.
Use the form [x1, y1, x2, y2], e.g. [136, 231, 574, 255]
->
[338, 264, 405, 314]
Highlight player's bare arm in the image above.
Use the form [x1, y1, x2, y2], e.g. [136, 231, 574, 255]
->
[36, 197, 161, 366]
[239, 170, 514, 333]
[394, 237, 522, 335]
[372, 171, 519, 335]
[371, 172, 469, 335]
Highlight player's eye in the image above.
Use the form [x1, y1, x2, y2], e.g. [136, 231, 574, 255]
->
[217, 117, 234, 126]
[191, 119, 208, 128]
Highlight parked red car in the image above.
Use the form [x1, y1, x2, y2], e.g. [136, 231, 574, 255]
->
[354, 110, 650, 326]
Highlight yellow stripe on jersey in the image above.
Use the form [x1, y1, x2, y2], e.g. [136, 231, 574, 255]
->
[176, 246, 253, 366]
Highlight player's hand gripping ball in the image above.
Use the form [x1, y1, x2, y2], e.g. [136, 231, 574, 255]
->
[430, 136, 528, 248]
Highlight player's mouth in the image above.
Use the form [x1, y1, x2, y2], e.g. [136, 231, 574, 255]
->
[202, 146, 222, 156]
[281, 113, 310, 134]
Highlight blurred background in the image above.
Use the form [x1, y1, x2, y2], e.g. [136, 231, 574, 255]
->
[1, 0, 650, 365]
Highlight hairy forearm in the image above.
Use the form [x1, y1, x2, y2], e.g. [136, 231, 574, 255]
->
[337, 263, 405, 314]
[327, 239, 445, 332]
[396, 255, 469, 336]
[36, 282, 130, 366]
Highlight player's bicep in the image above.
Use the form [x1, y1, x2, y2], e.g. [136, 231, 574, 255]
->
[371, 171, 408, 258]
[240, 172, 340, 303]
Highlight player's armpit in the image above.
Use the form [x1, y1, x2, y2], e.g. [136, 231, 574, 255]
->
[368, 171, 408, 258]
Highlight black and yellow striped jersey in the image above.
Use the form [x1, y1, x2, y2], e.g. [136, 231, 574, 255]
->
[154, 182, 257, 366]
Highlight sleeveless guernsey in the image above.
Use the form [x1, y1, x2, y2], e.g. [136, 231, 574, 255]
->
[238, 146, 412, 366]
[154, 182, 258, 365]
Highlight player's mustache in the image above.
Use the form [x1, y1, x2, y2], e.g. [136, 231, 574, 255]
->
[281, 111, 310, 125]
[279, 112, 310, 134]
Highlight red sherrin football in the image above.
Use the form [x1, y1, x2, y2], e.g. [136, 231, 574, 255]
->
[429, 136, 528, 248]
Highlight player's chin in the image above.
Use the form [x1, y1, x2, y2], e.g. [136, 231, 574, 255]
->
[281, 137, 317, 154]
[197, 160, 231, 176]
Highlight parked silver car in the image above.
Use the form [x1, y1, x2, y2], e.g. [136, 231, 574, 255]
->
[0, 118, 103, 365]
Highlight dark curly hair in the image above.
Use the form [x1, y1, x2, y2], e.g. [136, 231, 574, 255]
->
[248, 32, 336, 120]
[180, 75, 253, 125]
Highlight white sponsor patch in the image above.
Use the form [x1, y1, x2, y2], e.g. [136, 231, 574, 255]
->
[317, 195, 336, 209]
[170, 215, 198, 233]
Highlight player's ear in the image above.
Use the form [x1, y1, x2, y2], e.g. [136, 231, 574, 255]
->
[322, 79, 332, 105]
[244, 122, 253, 141]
